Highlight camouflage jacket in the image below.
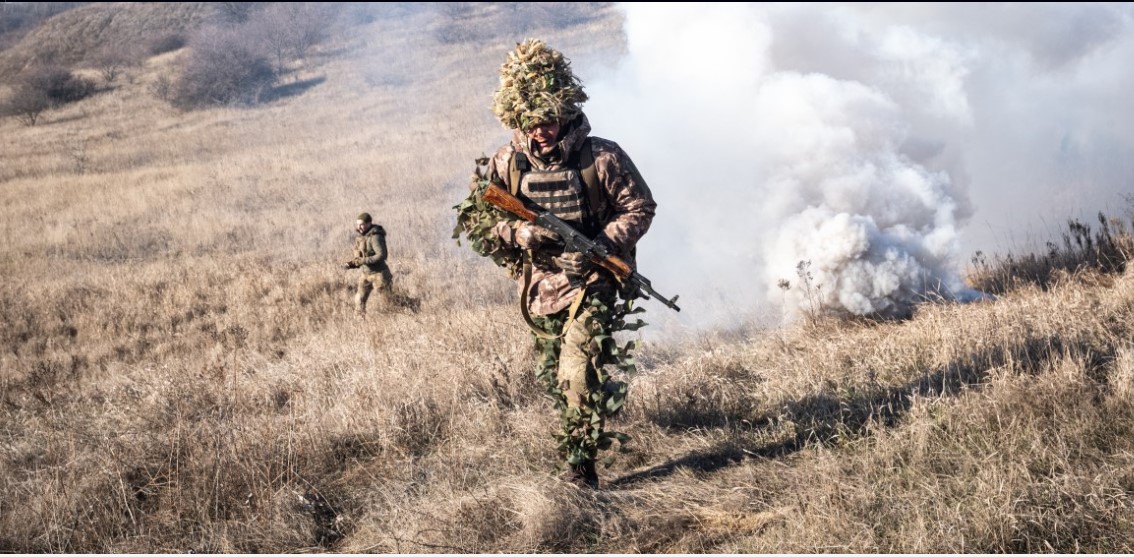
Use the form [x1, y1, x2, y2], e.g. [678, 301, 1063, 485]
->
[353, 225, 389, 274]
[478, 113, 657, 315]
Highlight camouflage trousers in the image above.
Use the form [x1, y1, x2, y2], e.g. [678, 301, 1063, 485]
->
[531, 294, 631, 470]
[551, 305, 603, 410]
[354, 269, 393, 315]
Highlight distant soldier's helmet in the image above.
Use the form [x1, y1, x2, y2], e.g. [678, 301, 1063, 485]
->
[356, 212, 372, 223]
[492, 39, 588, 132]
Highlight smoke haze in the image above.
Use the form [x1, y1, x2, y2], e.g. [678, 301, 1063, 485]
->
[582, 3, 1134, 328]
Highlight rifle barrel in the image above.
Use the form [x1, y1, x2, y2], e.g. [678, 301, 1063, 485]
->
[633, 273, 681, 312]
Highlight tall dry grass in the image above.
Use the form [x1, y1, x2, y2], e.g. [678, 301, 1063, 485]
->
[967, 212, 1134, 295]
[3, 3, 1134, 553]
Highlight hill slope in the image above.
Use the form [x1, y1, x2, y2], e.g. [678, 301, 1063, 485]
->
[1, 3, 1133, 553]
[0, 2, 209, 74]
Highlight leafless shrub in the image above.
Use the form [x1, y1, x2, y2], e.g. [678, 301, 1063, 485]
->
[246, 3, 333, 74]
[0, 65, 95, 125]
[25, 64, 96, 103]
[92, 44, 142, 83]
[968, 211, 1134, 294]
[0, 84, 50, 125]
[149, 73, 174, 101]
[170, 25, 276, 109]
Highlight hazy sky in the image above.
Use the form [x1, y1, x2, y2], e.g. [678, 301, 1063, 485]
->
[580, 2, 1134, 328]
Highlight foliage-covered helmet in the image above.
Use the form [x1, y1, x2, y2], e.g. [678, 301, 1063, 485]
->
[492, 39, 588, 132]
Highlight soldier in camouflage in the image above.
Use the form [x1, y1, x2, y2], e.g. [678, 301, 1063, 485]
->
[473, 39, 657, 487]
[344, 212, 393, 316]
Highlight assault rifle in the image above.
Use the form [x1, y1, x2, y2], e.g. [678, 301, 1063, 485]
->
[482, 183, 681, 312]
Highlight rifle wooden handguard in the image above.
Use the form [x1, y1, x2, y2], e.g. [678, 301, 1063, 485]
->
[484, 183, 633, 279]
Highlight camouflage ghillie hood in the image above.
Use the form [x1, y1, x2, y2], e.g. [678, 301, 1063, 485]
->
[493, 39, 588, 132]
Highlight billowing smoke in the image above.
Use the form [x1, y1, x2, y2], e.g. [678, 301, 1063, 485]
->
[582, 3, 1134, 327]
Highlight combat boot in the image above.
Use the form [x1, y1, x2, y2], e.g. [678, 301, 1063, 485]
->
[562, 461, 599, 488]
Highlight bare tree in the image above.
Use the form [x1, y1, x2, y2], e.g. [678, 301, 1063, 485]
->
[171, 25, 276, 109]
[1, 87, 50, 126]
[246, 6, 291, 74]
[282, 3, 333, 61]
[93, 45, 142, 84]
[247, 3, 333, 74]
[0, 65, 95, 125]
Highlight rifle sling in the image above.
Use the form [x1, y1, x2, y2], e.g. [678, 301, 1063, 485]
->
[520, 249, 587, 340]
[575, 137, 604, 231]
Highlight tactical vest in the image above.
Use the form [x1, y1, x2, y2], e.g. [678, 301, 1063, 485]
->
[508, 137, 605, 236]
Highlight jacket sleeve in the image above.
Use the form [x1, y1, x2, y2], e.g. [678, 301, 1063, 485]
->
[477, 145, 522, 247]
[360, 229, 387, 265]
[595, 143, 657, 252]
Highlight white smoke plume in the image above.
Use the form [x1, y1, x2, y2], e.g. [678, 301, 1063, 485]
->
[582, 3, 1134, 327]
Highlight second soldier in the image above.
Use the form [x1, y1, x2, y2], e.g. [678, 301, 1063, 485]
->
[344, 212, 393, 316]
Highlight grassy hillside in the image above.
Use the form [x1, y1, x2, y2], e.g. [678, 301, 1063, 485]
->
[0, 2, 208, 74]
[2, 3, 1134, 553]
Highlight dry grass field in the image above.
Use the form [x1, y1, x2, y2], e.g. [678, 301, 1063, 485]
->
[3, 3, 1134, 553]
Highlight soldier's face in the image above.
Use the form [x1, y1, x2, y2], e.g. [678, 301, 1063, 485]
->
[356, 220, 369, 234]
[526, 122, 561, 150]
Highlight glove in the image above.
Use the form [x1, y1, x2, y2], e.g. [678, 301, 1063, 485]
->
[553, 251, 593, 280]
[344, 259, 360, 269]
[596, 234, 620, 254]
[515, 222, 561, 249]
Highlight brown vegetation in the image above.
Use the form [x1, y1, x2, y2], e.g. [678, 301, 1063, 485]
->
[169, 25, 277, 109]
[1, 65, 96, 125]
[968, 212, 1134, 294]
[2, 2, 1134, 553]
[0, 2, 85, 51]
[0, 3, 209, 75]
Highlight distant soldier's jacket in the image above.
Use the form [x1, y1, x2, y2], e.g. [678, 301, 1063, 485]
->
[353, 225, 389, 275]
[479, 113, 657, 315]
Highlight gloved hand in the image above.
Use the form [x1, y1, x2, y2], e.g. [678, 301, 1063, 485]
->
[594, 234, 620, 256]
[515, 222, 561, 249]
[553, 251, 593, 280]
[343, 259, 360, 269]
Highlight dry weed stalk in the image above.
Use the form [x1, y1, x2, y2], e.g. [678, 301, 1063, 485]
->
[3, 3, 1134, 553]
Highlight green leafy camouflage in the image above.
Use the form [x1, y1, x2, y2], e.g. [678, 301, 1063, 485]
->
[452, 165, 522, 278]
[492, 38, 588, 132]
[532, 294, 647, 469]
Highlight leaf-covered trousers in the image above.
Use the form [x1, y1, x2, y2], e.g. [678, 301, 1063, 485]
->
[532, 294, 630, 468]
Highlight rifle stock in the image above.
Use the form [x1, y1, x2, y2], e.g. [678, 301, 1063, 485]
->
[482, 183, 681, 312]
[482, 185, 538, 221]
